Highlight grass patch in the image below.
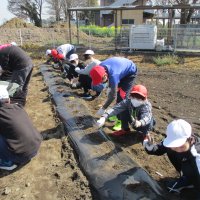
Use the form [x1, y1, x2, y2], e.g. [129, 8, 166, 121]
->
[153, 55, 178, 66]
[80, 25, 120, 37]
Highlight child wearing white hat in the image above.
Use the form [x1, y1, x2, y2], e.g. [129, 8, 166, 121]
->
[144, 119, 200, 199]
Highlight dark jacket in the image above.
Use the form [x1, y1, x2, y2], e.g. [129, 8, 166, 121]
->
[0, 46, 32, 71]
[0, 103, 42, 158]
[145, 135, 200, 189]
[63, 62, 85, 81]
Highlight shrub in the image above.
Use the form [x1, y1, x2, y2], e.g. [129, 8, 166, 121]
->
[153, 55, 178, 66]
[80, 25, 120, 37]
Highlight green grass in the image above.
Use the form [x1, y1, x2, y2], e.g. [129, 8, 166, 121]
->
[153, 55, 178, 66]
[80, 25, 120, 37]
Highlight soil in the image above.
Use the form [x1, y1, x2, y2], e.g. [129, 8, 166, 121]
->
[88, 54, 200, 183]
[0, 52, 200, 200]
[0, 62, 95, 200]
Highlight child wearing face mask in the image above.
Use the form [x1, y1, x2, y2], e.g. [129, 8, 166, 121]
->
[96, 84, 155, 143]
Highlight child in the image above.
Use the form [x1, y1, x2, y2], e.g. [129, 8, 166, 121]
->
[90, 57, 137, 116]
[143, 119, 200, 199]
[97, 84, 155, 143]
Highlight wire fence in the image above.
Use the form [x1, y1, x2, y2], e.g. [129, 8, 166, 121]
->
[173, 25, 200, 51]
[1, 25, 200, 52]
[73, 24, 200, 52]
[114, 25, 200, 52]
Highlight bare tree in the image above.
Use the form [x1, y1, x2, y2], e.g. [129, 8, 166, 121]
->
[61, 0, 73, 21]
[8, 0, 44, 27]
[154, 0, 200, 24]
[87, 0, 99, 6]
[176, 0, 200, 24]
[46, 0, 63, 21]
[45, 0, 94, 22]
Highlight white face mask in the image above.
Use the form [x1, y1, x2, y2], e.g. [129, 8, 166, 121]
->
[131, 98, 144, 107]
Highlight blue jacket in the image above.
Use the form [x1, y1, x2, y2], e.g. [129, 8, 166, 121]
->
[100, 57, 137, 88]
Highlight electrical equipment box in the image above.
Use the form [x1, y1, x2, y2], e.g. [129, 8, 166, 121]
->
[129, 25, 157, 50]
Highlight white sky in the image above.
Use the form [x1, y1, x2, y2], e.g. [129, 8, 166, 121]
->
[0, 0, 50, 25]
[0, 0, 15, 25]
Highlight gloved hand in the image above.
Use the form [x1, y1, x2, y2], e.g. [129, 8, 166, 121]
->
[71, 77, 79, 87]
[52, 63, 59, 68]
[96, 108, 105, 116]
[75, 67, 80, 73]
[71, 83, 77, 88]
[132, 120, 142, 128]
[96, 117, 106, 128]
[61, 72, 67, 78]
[7, 82, 20, 97]
[143, 139, 155, 151]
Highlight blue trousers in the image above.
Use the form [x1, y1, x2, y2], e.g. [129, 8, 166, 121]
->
[0, 135, 35, 165]
[66, 47, 76, 59]
[117, 74, 136, 103]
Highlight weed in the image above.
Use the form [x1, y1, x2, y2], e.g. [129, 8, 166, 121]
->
[153, 55, 178, 66]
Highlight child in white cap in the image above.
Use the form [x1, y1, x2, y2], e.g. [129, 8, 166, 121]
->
[75, 50, 103, 99]
[144, 119, 200, 199]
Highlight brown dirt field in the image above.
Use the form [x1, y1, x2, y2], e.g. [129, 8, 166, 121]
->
[0, 52, 200, 200]
[89, 54, 200, 178]
[61, 53, 200, 199]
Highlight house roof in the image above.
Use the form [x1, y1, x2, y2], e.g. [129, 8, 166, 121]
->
[100, 0, 137, 15]
[68, 4, 200, 12]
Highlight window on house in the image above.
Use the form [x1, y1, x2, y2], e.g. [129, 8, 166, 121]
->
[122, 19, 134, 25]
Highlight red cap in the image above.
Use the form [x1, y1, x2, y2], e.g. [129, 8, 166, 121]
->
[51, 49, 58, 57]
[130, 85, 147, 99]
[90, 66, 106, 86]
[57, 54, 64, 60]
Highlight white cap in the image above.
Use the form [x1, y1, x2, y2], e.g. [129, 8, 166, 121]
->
[84, 50, 94, 55]
[46, 49, 51, 56]
[163, 119, 192, 148]
[0, 85, 9, 99]
[69, 54, 78, 61]
[10, 42, 17, 46]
